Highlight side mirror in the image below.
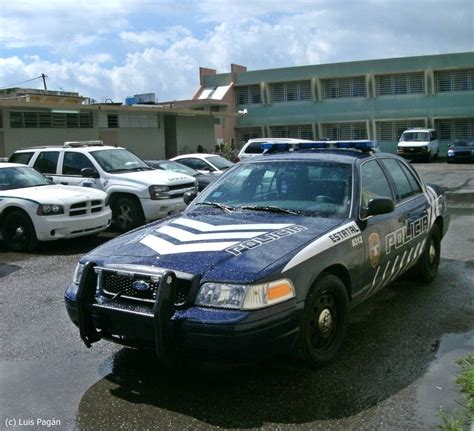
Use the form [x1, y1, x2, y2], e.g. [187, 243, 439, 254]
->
[81, 167, 99, 178]
[183, 190, 198, 205]
[365, 197, 394, 217]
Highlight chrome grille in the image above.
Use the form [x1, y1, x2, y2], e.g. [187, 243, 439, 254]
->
[95, 266, 191, 306]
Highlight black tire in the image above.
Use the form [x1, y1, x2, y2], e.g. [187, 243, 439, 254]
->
[2, 210, 38, 252]
[295, 274, 349, 367]
[112, 196, 144, 232]
[413, 224, 441, 283]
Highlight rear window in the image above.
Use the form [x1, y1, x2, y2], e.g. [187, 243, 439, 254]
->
[9, 152, 34, 165]
[244, 142, 264, 154]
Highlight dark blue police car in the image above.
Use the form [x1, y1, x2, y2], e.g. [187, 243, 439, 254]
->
[65, 141, 450, 367]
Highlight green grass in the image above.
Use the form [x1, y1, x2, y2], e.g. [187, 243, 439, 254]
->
[438, 355, 474, 431]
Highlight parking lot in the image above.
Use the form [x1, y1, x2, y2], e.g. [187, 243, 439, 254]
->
[0, 161, 473, 430]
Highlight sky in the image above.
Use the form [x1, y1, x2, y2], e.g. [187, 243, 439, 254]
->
[0, 0, 473, 103]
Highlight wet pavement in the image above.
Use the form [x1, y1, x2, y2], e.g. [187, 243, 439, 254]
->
[0, 164, 473, 430]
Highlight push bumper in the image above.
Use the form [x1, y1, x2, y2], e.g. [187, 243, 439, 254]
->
[65, 271, 301, 362]
[141, 197, 188, 222]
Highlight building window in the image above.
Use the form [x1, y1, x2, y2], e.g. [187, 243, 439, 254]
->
[376, 73, 425, 96]
[434, 118, 474, 140]
[322, 76, 367, 99]
[376, 119, 426, 141]
[99, 112, 158, 128]
[270, 124, 313, 139]
[236, 85, 261, 105]
[107, 114, 119, 128]
[322, 122, 368, 140]
[435, 69, 474, 92]
[237, 127, 262, 144]
[270, 81, 311, 103]
[10, 111, 93, 128]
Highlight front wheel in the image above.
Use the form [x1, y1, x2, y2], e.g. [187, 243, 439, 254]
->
[295, 274, 349, 367]
[412, 224, 441, 283]
[2, 210, 38, 252]
[112, 196, 144, 232]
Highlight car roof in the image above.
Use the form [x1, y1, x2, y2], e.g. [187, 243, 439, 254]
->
[0, 162, 28, 169]
[173, 153, 217, 158]
[13, 145, 124, 152]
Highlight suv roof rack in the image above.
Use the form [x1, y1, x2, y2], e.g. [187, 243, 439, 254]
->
[262, 140, 379, 154]
[63, 140, 104, 147]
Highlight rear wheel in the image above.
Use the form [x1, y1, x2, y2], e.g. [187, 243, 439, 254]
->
[2, 210, 38, 252]
[112, 196, 144, 232]
[295, 274, 349, 367]
[412, 224, 441, 283]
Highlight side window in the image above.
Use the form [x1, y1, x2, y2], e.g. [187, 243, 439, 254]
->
[245, 142, 264, 154]
[360, 160, 393, 210]
[33, 151, 59, 174]
[9, 152, 34, 165]
[62, 152, 96, 175]
[381, 158, 419, 201]
[181, 158, 210, 171]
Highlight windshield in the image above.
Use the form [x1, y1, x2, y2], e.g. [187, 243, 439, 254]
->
[0, 166, 50, 190]
[193, 160, 352, 218]
[401, 132, 429, 142]
[453, 140, 474, 147]
[91, 149, 151, 173]
[206, 155, 234, 170]
[159, 161, 199, 176]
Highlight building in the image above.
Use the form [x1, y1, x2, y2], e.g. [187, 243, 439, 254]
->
[0, 89, 229, 158]
[192, 52, 474, 155]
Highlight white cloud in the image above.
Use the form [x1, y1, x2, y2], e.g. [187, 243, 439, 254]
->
[0, 0, 472, 103]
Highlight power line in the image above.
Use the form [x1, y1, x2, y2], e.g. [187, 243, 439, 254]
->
[0, 75, 47, 90]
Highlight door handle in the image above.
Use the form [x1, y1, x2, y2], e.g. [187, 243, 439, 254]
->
[398, 214, 407, 223]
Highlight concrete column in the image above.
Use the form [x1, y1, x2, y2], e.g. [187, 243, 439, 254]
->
[315, 78, 322, 102]
[260, 82, 266, 105]
[312, 123, 318, 140]
[311, 78, 318, 102]
[317, 123, 323, 139]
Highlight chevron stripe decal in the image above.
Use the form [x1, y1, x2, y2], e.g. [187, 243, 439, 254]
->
[139, 217, 302, 256]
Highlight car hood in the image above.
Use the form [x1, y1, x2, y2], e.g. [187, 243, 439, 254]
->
[85, 210, 347, 283]
[107, 169, 195, 186]
[1, 185, 107, 203]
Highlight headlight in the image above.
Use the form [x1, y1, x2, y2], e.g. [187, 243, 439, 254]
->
[72, 263, 85, 285]
[37, 204, 64, 215]
[447, 149, 454, 156]
[195, 279, 295, 310]
[420, 146, 428, 152]
[149, 185, 169, 200]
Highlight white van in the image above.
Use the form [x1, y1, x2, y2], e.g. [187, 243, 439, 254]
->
[9, 141, 197, 231]
[237, 138, 318, 161]
[397, 128, 439, 162]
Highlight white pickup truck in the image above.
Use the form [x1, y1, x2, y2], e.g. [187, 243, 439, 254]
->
[9, 141, 198, 231]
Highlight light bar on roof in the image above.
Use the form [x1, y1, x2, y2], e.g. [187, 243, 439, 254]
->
[261, 140, 378, 153]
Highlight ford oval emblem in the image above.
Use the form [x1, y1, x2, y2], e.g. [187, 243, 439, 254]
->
[132, 280, 150, 291]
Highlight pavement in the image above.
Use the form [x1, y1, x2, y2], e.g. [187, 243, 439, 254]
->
[412, 162, 474, 207]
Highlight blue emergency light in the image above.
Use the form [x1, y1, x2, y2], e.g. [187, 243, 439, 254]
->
[261, 140, 378, 153]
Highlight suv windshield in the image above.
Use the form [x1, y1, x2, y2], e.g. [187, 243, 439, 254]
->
[0, 166, 50, 190]
[194, 160, 352, 217]
[206, 155, 234, 170]
[401, 132, 429, 142]
[91, 149, 151, 173]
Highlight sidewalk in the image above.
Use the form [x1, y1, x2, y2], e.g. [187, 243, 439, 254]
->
[413, 162, 474, 207]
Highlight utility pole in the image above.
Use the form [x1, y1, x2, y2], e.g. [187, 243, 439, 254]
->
[41, 73, 47, 91]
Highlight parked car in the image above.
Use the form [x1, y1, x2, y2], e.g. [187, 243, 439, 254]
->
[9, 141, 197, 232]
[171, 153, 234, 175]
[447, 139, 474, 163]
[397, 128, 439, 162]
[146, 159, 217, 191]
[65, 140, 449, 367]
[0, 163, 111, 251]
[237, 138, 319, 161]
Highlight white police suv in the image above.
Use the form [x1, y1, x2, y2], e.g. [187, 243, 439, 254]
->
[0, 163, 111, 251]
[65, 140, 449, 367]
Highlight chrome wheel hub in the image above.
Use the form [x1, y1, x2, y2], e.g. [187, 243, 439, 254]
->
[318, 308, 333, 333]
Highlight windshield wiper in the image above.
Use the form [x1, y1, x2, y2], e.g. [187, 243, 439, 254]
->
[196, 201, 236, 213]
[240, 205, 301, 215]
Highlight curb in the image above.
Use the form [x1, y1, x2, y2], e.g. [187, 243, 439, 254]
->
[445, 191, 474, 205]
